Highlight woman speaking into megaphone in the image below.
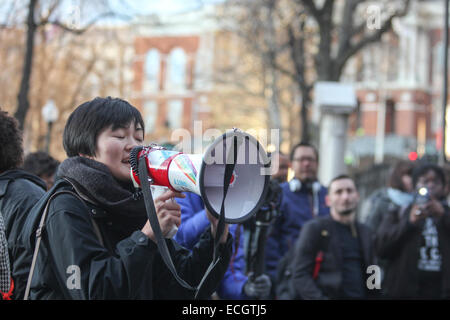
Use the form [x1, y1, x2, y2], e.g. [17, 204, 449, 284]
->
[20, 97, 232, 300]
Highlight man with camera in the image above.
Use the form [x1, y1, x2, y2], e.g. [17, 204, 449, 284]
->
[376, 163, 450, 299]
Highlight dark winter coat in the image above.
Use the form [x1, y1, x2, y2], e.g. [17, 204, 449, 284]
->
[17, 158, 232, 300]
[265, 181, 329, 282]
[376, 203, 450, 298]
[0, 169, 47, 299]
[290, 216, 376, 300]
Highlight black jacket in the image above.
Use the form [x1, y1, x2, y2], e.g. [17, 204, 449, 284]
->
[375, 203, 450, 298]
[290, 216, 376, 300]
[0, 169, 47, 299]
[18, 179, 232, 299]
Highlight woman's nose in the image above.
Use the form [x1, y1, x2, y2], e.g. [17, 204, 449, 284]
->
[125, 137, 140, 151]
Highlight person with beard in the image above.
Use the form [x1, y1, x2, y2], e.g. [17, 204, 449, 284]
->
[265, 143, 329, 292]
[0, 110, 47, 299]
[376, 163, 450, 299]
[290, 175, 376, 299]
[17, 97, 232, 300]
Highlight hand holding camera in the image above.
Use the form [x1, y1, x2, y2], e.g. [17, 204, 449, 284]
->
[409, 187, 445, 224]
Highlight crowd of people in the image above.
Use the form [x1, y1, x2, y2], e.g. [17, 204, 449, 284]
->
[1, 97, 450, 300]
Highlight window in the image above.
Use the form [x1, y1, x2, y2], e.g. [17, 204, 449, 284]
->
[143, 100, 158, 133]
[143, 49, 160, 92]
[166, 100, 184, 129]
[166, 47, 187, 91]
[385, 99, 396, 134]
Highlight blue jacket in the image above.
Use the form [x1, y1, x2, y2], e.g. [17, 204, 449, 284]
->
[265, 181, 329, 281]
[175, 192, 249, 299]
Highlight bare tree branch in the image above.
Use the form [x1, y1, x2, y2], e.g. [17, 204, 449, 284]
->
[333, 0, 411, 80]
[40, 11, 131, 34]
[301, 0, 321, 20]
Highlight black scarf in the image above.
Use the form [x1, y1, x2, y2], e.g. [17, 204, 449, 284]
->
[57, 156, 147, 236]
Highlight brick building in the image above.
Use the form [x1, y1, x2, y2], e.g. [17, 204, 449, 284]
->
[344, 0, 447, 162]
[131, 7, 217, 145]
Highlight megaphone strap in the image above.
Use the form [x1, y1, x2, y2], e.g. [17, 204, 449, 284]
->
[195, 135, 239, 299]
[138, 156, 196, 292]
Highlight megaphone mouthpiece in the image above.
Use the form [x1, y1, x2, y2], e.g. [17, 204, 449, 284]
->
[130, 145, 144, 176]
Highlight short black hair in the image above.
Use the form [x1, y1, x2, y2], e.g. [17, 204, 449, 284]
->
[412, 163, 445, 188]
[23, 151, 60, 178]
[290, 142, 319, 162]
[0, 110, 24, 172]
[328, 174, 355, 191]
[63, 97, 145, 157]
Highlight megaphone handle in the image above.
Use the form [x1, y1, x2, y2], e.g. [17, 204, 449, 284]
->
[166, 225, 178, 239]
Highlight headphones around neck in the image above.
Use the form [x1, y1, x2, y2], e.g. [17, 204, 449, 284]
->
[289, 178, 322, 217]
[289, 178, 321, 194]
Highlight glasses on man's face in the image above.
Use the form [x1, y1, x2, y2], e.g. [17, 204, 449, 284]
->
[292, 156, 317, 163]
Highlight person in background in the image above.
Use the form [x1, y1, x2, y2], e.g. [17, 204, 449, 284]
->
[376, 163, 450, 299]
[175, 193, 272, 299]
[361, 160, 414, 234]
[441, 163, 450, 206]
[0, 213, 12, 300]
[22, 151, 60, 190]
[265, 142, 329, 292]
[270, 151, 290, 183]
[290, 175, 377, 300]
[0, 110, 47, 299]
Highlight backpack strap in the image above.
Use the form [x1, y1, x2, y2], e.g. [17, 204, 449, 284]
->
[0, 203, 12, 299]
[312, 220, 331, 280]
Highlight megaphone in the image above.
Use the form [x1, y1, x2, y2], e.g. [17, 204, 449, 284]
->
[129, 129, 270, 223]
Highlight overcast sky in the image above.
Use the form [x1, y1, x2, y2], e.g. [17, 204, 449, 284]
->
[0, 0, 223, 27]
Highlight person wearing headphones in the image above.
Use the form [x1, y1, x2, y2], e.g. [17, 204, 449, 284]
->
[265, 142, 329, 297]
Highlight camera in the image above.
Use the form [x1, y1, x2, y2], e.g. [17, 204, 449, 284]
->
[413, 187, 430, 215]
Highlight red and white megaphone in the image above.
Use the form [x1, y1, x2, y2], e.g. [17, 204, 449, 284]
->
[129, 129, 270, 224]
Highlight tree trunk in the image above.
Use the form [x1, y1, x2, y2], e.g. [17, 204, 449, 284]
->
[14, 0, 37, 131]
[300, 86, 310, 142]
[265, 0, 282, 145]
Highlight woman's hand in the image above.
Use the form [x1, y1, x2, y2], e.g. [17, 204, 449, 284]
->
[141, 190, 185, 242]
[206, 209, 229, 244]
